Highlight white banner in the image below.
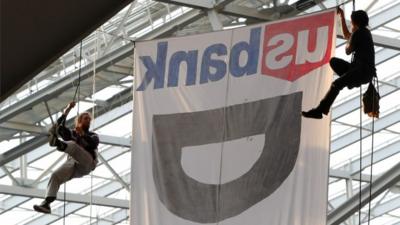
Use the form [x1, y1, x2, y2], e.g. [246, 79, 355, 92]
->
[132, 10, 336, 225]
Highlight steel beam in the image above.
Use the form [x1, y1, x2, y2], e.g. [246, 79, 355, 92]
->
[101, 2, 137, 56]
[336, 2, 400, 48]
[156, 0, 214, 9]
[0, 123, 130, 147]
[337, 139, 400, 176]
[0, 42, 133, 125]
[207, 10, 223, 30]
[327, 161, 400, 225]
[0, 195, 29, 212]
[331, 109, 400, 152]
[31, 154, 66, 186]
[0, 121, 46, 134]
[0, 0, 202, 171]
[0, 143, 130, 218]
[0, 89, 132, 167]
[1, 166, 20, 185]
[90, 209, 129, 225]
[98, 154, 130, 191]
[0, 146, 130, 216]
[0, 101, 132, 179]
[24, 173, 130, 225]
[156, 0, 325, 21]
[0, 2, 182, 144]
[221, 4, 278, 20]
[368, 195, 400, 220]
[372, 34, 400, 51]
[0, 184, 129, 209]
[0, 3, 211, 224]
[368, 2, 400, 29]
[0, 134, 129, 167]
[138, 9, 205, 40]
[337, 33, 400, 51]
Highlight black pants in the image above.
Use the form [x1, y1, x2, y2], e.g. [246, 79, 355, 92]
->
[317, 57, 374, 113]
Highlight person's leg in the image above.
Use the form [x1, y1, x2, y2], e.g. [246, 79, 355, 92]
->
[63, 141, 94, 170]
[49, 136, 95, 173]
[302, 84, 342, 119]
[317, 83, 343, 114]
[48, 125, 67, 150]
[48, 127, 94, 167]
[302, 66, 359, 119]
[33, 159, 75, 213]
[330, 57, 350, 77]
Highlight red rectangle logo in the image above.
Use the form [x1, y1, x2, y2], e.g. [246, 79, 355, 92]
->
[261, 11, 335, 81]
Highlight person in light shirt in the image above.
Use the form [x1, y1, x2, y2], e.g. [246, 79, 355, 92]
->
[33, 101, 99, 214]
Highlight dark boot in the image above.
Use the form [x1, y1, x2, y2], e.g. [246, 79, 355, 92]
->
[33, 196, 55, 214]
[302, 83, 342, 119]
[55, 140, 67, 151]
[48, 125, 66, 151]
[33, 201, 51, 214]
[302, 108, 323, 119]
[48, 125, 58, 147]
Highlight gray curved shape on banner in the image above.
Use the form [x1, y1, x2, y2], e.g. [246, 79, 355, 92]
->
[152, 92, 302, 223]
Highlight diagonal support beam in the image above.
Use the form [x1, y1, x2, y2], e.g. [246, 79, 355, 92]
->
[327, 161, 400, 225]
[207, 9, 223, 30]
[331, 109, 400, 152]
[368, 195, 400, 220]
[338, 139, 400, 176]
[1, 166, 20, 185]
[98, 154, 130, 191]
[372, 34, 400, 51]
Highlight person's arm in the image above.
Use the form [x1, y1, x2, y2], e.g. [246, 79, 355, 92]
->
[81, 133, 100, 160]
[57, 101, 76, 126]
[86, 133, 100, 150]
[56, 101, 76, 141]
[62, 101, 76, 117]
[337, 7, 351, 40]
[91, 134, 100, 161]
[345, 39, 353, 55]
[345, 31, 358, 55]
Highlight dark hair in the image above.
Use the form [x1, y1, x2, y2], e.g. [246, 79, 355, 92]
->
[351, 10, 369, 27]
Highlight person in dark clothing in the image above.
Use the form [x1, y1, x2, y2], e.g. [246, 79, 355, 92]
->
[302, 8, 376, 119]
[33, 101, 99, 214]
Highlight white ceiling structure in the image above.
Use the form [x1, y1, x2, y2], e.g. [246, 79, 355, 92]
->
[0, 0, 399, 224]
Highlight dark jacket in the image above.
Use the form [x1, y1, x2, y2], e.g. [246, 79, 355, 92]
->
[57, 115, 99, 159]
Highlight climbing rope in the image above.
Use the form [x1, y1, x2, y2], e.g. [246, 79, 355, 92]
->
[63, 34, 98, 224]
[62, 40, 83, 225]
[350, 0, 377, 223]
[366, 76, 378, 225]
[72, 41, 83, 104]
[89, 30, 99, 225]
[333, 0, 376, 223]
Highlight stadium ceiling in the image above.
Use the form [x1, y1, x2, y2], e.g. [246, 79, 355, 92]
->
[0, 0, 399, 224]
[0, 0, 132, 103]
